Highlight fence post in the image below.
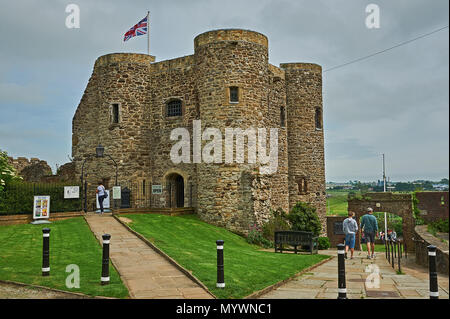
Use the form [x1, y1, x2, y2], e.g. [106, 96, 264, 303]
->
[216, 240, 225, 288]
[337, 243, 347, 299]
[394, 240, 397, 258]
[428, 245, 439, 299]
[387, 239, 390, 263]
[404, 240, 407, 259]
[42, 228, 51, 276]
[391, 240, 395, 269]
[397, 241, 401, 273]
[101, 234, 111, 285]
[384, 238, 388, 260]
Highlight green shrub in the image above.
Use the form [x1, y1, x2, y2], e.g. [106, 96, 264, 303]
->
[287, 202, 322, 236]
[318, 237, 330, 250]
[246, 223, 274, 248]
[428, 219, 449, 234]
[261, 208, 291, 241]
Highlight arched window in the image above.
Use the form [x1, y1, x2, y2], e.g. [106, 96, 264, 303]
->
[297, 176, 308, 194]
[167, 99, 182, 117]
[315, 107, 322, 129]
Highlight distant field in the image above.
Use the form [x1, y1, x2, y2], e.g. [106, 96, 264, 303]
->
[326, 190, 350, 216]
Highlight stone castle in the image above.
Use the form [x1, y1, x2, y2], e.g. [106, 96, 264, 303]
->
[72, 29, 326, 234]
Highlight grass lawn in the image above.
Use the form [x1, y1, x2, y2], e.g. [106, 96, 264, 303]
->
[360, 243, 387, 252]
[0, 217, 129, 298]
[326, 190, 349, 216]
[122, 213, 330, 299]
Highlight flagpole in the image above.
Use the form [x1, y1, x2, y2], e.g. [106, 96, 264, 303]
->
[147, 11, 150, 55]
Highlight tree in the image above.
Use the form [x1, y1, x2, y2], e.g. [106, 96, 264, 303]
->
[0, 149, 21, 191]
[287, 202, 322, 236]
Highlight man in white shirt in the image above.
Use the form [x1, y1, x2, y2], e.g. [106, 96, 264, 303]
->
[96, 181, 106, 214]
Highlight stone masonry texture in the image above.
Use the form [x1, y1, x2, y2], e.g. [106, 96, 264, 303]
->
[72, 29, 327, 235]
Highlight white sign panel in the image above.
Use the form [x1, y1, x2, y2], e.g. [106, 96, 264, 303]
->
[152, 185, 162, 194]
[112, 186, 121, 199]
[96, 190, 110, 209]
[64, 186, 80, 199]
[33, 196, 50, 219]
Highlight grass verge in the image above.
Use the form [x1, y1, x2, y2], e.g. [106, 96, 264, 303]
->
[0, 217, 129, 298]
[122, 213, 330, 299]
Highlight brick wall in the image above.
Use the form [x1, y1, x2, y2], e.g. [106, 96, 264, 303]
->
[415, 191, 449, 223]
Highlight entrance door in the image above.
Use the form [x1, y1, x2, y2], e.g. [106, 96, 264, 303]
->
[175, 175, 184, 207]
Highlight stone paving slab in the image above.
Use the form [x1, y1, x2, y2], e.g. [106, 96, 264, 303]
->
[258, 249, 449, 299]
[84, 214, 212, 299]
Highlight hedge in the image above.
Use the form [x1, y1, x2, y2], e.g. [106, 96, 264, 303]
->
[0, 181, 82, 215]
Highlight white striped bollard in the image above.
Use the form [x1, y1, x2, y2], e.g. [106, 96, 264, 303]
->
[101, 234, 111, 285]
[216, 240, 225, 288]
[428, 245, 439, 299]
[337, 243, 347, 299]
[42, 228, 51, 276]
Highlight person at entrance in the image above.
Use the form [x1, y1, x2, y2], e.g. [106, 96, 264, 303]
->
[343, 211, 358, 259]
[96, 181, 106, 214]
[360, 207, 378, 259]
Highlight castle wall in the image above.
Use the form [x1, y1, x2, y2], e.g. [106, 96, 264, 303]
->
[72, 29, 325, 234]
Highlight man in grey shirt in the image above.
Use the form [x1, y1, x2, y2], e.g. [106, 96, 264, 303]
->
[343, 211, 358, 259]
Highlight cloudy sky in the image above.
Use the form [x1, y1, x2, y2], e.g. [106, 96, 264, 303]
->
[0, 0, 448, 182]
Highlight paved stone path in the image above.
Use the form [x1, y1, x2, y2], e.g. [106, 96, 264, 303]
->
[259, 249, 449, 299]
[84, 213, 212, 299]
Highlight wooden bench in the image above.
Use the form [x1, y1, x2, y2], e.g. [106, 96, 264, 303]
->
[274, 231, 319, 254]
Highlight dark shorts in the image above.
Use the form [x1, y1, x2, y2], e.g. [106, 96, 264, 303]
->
[364, 231, 375, 243]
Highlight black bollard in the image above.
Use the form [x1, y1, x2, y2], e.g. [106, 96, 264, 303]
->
[337, 244, 347, 299]
[101, 234, 111, 285]
[399, 241, 403, 259]
[428, 245, 439, 299]
[397, 242, 401, 273]
[216, 240, 225, 288]
[42, 228, 51, 276]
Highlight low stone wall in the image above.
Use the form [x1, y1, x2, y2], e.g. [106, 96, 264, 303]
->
[326, 216, 346, 248]
[414, 225, 449, 275]
[0, 212, 84, 226]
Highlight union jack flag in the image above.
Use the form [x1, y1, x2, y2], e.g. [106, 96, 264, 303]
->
[123, 15, 148, 42]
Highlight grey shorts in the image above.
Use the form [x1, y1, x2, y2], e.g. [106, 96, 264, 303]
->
[364, 231, 375, 243]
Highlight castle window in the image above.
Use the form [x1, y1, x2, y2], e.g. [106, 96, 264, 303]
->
[280, 107, 285, 127]
[167, 100, 182, 117]
[230, 87, 239, 103]
[297, 177, 308, 194]
[112, 104, 119, 124]
[315, 107, 322, 130]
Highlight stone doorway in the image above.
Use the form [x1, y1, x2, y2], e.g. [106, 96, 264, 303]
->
[348, 192, 415, 252]
[166, 173, 184, 208]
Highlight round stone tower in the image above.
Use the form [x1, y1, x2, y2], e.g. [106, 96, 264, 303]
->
[72, 53, 154, 202]
[193, 29, 272, 233]
[281, 63, 326, 233]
